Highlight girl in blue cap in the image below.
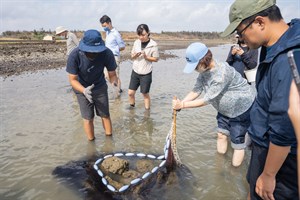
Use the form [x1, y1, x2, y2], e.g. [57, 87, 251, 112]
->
[173, 42, 256, 167]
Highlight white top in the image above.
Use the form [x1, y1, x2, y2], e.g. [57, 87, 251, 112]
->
[105, 28, 125, 57]
[131, 39, 159, 75]
[66, 32, 79, 56]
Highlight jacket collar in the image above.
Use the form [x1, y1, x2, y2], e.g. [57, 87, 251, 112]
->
[262, 18, 300, 63]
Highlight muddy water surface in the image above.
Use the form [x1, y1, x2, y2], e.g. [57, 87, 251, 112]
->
[0, 45, 250, 199]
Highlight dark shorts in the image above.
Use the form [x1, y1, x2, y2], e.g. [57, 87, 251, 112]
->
[74, 84, 109, 120]
[216, 105, 251, 149]
[247, 142, 298, 199]
[129, 70, 152, 94]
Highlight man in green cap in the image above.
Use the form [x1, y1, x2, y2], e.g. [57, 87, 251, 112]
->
[222, 0, 300, 199]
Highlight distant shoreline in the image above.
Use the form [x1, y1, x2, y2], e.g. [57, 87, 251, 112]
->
[0, 39, 231, 77]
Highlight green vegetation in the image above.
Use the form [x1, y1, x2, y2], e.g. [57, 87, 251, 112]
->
[1, 28, 53, 40]
[1, 29, 80, 40]
[161, 31, 231, 40]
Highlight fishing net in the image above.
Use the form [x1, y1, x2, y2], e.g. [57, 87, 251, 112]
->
[93, 111, 182, 194]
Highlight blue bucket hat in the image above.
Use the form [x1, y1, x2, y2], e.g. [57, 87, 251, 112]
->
[184, 42, 208, 73]
[79, 29, 106, 53]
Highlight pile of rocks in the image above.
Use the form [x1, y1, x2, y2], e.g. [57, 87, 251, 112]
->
[99, 156, 157, 190]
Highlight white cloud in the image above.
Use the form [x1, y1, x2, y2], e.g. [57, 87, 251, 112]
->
[1, 0, 299, 33]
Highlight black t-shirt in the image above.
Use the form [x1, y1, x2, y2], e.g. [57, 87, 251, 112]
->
[141, 39, 150, 50]
[66, 47, 117, 89]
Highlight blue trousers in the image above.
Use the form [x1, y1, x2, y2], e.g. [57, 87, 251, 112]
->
[216, 106, 251, 149]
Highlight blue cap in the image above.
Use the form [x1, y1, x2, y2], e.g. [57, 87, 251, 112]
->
[79, 29, 106, 53]
[184, 42, 208, 73]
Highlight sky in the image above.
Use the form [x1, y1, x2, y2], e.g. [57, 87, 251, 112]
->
[1, 0, 300, 34]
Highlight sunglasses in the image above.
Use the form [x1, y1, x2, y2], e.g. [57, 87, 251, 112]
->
[236, 19, 255, 38]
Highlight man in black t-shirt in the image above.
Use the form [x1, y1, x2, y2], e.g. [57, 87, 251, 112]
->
[66, 29, 117, 141]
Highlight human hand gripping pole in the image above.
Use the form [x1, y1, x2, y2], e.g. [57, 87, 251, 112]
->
[172, 97, 183, 111]
[83, 84, 94, 103]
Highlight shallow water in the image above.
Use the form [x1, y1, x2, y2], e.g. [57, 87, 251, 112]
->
[0, 45, 250, 200]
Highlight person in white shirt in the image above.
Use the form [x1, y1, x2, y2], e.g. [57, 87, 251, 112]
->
[129, 24, 159, 110]
[55, 26, 79, 56]
[100, 15, 125, 95]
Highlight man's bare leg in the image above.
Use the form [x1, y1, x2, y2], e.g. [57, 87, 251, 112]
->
[83, 119, 95, 141]
[102, 116, 112, 136]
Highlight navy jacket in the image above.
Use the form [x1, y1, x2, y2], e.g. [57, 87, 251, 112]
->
[226, 45, 258, 78]
[248, 18, 300, 154]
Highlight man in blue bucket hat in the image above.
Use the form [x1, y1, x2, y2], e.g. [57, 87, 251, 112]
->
[222, 0, 300, 199]
[66, 29, 118, 141]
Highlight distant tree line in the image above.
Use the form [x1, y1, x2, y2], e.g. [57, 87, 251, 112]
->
[2, 28, 51, 40]
[161, 31, 229, 39]
[1, 29, 230, 40]
[1, 29, 81, 40]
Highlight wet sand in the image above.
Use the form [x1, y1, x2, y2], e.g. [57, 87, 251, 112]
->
[0, 39, 229, 77]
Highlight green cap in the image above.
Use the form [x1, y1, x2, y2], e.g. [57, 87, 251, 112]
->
[221, 0, 276, 37]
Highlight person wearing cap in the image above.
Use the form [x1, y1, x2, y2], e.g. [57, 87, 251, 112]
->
[100, 15, 125, 95]
[128, 24, 159, 110]
[225, 34, 258, 82]
[222, 0, 300, 199]
[172, 42, 255, 167]
[66, 29, 118, 141]
[55, 26, 79, 56]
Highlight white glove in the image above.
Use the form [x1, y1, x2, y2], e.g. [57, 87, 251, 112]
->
[83, 84, 94, 103]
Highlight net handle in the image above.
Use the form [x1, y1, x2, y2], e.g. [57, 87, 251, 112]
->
[173, 96, 177, 136]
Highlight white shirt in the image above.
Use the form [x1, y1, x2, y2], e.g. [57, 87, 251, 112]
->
[105, 28, 125, 57]
[66, 32, 79, 56]
[131, 38, 159, 75]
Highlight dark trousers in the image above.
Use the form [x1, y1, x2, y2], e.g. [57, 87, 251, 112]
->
[247, 142, 298, 199]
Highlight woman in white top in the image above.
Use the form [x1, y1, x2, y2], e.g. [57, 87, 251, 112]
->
[128, 24, 159, 110]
